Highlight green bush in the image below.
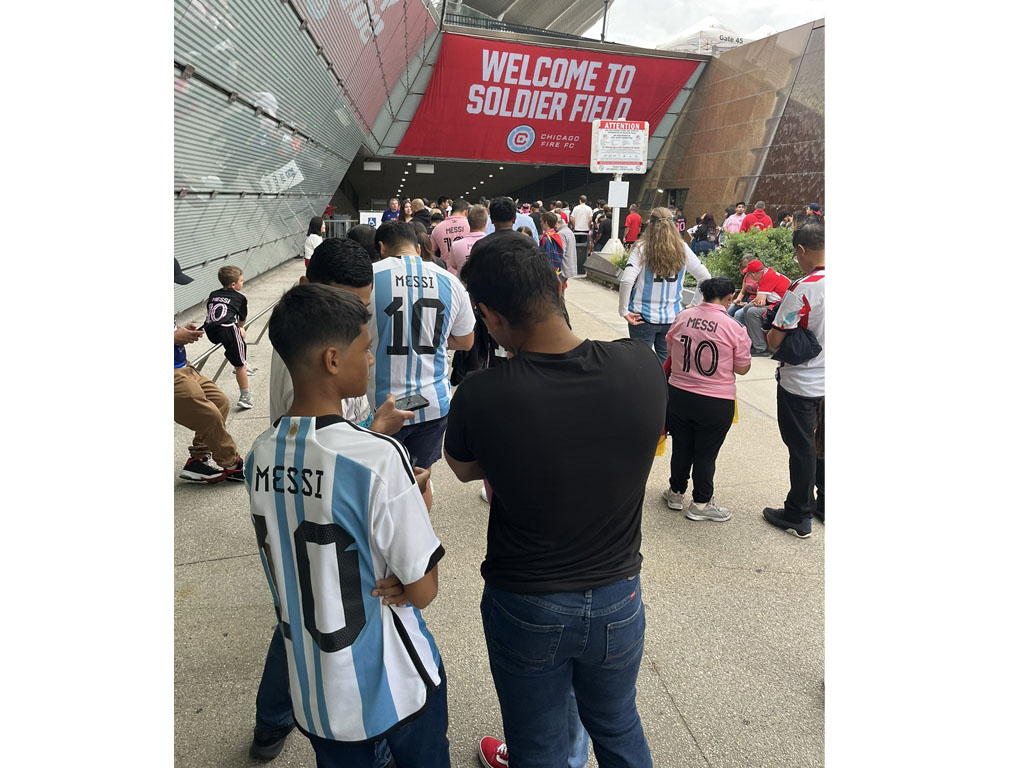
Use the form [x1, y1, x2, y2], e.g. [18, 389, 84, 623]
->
[700, 228, 804, 288]
[607, 247, 628, 271]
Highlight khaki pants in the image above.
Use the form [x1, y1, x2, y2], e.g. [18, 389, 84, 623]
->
[174, 365, 239, 467]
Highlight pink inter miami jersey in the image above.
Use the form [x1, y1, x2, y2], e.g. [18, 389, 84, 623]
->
[429, 216, 470, 265]
[667, 303, 751, 400]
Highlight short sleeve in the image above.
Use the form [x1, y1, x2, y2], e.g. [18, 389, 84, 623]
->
[370, 450, 444, 586]
[772, 284, 808, 331]
[447, 277, 476, 337]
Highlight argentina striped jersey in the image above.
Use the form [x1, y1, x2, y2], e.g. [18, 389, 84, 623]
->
[245, 416, 445, 742]
[368, 256, 475, 423]
[620, 242, 712, 324]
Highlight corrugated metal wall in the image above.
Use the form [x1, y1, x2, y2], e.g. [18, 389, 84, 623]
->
[174, 0, 438, 311]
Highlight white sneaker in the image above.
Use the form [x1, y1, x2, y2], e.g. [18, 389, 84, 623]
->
[686, 498, 731, 522]
[662, 488, 685, 510]
[480, 484, 489, 502]
[237, 393, 255, 410]
[246, 365, 258, 375]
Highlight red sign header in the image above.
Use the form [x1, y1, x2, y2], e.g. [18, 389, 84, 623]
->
[395, 35, 700, 166]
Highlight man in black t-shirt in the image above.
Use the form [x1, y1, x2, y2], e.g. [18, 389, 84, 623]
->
[444, 237, 665, 768]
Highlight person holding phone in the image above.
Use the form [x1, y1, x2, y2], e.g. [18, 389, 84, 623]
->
[662, 277, 751, 521]
[368, 221, 475, 469]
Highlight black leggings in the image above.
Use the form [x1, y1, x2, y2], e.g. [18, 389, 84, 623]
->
[666, 386, 735, 503]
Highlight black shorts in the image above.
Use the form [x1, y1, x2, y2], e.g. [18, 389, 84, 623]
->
[206, 324, 246, 368]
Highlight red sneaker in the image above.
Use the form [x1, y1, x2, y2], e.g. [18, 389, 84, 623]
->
[478, 736, 509, 768]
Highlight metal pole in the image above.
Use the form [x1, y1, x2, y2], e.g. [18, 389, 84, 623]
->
[602, 171, 624, 254]
[601, 0, 609, 42]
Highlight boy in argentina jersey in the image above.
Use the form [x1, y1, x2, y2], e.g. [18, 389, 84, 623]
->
[368, 221, 475, 468]
[246, 283, 450, 767]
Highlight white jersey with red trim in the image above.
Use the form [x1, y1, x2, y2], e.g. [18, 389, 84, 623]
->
[772, 268, 825, 397]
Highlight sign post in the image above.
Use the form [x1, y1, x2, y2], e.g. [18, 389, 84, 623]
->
[590, 120, 649, 255]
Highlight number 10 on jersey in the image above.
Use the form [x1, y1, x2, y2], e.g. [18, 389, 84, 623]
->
[384, 297, 446, 355]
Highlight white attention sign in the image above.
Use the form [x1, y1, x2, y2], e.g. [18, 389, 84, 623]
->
[590, 120, 649, 174]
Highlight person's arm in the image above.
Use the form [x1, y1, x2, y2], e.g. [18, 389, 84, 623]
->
[443, 448, 487, 482]
[766, 328, 786, 350]
[617, 254, 642, 319]
[174, 326, 204, 345]
[402, 565, 439, 610]
[684, 244, 712, 306]
[447, 331, 475, 351]
[369, 394, 415, 436]
[766, 282, 802, 350]
[446, 277, 477, 350]
[734, 361, 752, 374]
[370, 451, 445, 610]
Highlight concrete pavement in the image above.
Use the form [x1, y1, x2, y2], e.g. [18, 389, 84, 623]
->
[174, 258, 824, 767]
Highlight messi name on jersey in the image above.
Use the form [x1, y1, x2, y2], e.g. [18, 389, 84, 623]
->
[394, 274, 437, 289]
[253, 464, 325, 498]
[685, 316, 719, 333]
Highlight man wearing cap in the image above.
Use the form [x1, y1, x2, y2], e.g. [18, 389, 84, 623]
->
[740, 201, 773, 232]
[740, 260, 791, 357]
[173, 259, 245, 483]
[806, 203, 823, 218]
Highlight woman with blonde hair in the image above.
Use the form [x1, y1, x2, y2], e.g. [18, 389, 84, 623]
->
[618, 207, 712, 363]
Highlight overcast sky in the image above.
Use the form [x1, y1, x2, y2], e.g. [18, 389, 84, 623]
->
[584, 0, 826, 47]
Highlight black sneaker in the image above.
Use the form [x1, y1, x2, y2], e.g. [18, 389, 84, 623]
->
[763, 507, 811, 538]
[249, 724, 294, 761]
[179, 455, 223, 483]
[221, 458, 246, 483]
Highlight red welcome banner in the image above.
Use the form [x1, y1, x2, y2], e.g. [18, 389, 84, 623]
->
[396, 34, 700, 165]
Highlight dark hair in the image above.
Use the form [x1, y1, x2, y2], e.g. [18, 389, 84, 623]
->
[307, 238, 373, 287]
[307, 216, 324, 236]
[778, 211, 791, 220]
[698, 276, 736, 302]
[725, 205, 736, 217]
[736, 201, 746, 207]
[540, 211, 560, 229]
[792, 220, 824, 251]
[417, 231, 438, 264]
[347, 224, 379, 261]
[792, 211, 808, 229]
[488, 196, 516, 224]
[430, 211, 444, 223]
[375, 220, 418, 255]
[702, 214, 717, 230]
[451, 198, 470, 214]
[460, 237, 563, 327]
[269, 283, 371, 370]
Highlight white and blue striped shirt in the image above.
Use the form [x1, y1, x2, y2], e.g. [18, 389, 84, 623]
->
[618, 241, 711, 325]
[368, 256, 475, 423]
[245, 416, 444, 742]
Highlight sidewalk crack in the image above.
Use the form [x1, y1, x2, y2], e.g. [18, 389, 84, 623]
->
[646, 654, 714, 767]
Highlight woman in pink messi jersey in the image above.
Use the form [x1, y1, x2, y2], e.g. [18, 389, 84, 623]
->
[662, 276, 751, 522]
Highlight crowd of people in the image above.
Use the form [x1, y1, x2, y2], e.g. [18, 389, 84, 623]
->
[172, 191, 825, 768]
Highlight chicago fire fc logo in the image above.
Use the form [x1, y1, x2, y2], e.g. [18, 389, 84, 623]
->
[506, 125, 535, 153]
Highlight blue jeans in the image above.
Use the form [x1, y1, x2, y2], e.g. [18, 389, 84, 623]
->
[392, 415, 448, 468]
[481, 577, 652, 768]
[306, 660, 451, 768]
[255, 626, 396, 768]
[728, 304, 746, 324]
[627, 322, 672, 365]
